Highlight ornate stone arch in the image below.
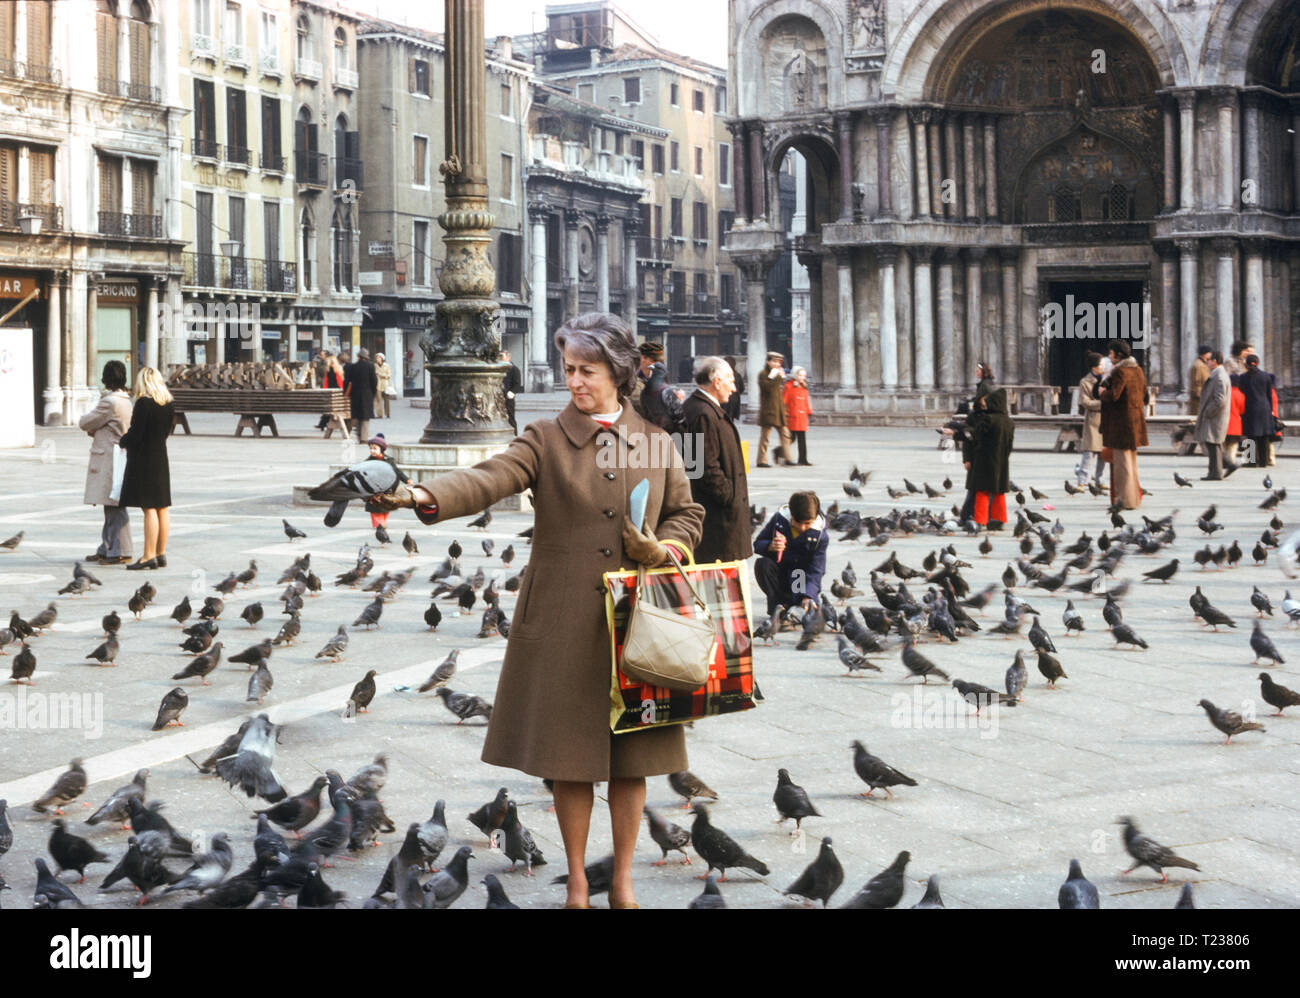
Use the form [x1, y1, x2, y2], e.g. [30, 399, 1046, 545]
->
[881, 0, 1186, 101]
[735, 0, 845, 116]
[1010, 122, 1156, 224]
[765, 126, 839, 230]
[1199, 0, 1300, 87]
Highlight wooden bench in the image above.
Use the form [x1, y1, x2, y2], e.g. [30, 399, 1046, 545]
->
[1001, 384, 1062, 416]
[169, 388, 350, 437]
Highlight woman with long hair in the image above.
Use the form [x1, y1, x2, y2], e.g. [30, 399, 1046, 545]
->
[119, 366, 175, 570]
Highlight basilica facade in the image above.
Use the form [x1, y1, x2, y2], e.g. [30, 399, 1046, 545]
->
[724, 0, 1300, 417]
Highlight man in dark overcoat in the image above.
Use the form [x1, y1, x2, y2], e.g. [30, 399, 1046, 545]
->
[681, 356, 752, 563]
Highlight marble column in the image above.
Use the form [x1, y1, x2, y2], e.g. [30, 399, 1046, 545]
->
[214, 311, 226, 364]
[1157, 243, 1178, 392]
[999, 251, 1018, 382]
[942, 112, 960, 218]
[804, 254, 825, 382]
[835, 249, 855, 389]
[927, 116, 944, 217]
[982, 116, 998, 220]
[67, 269, 87, 408]
[739, 256, 776, 397]
[911, 110, 930, 218]
[1243, 237, 1264, 346]
[1176, 238, 1199, 386]
[748, 124, 765, 221]
[44, 272, 63, 424]
[145, 279, 159, 370]
[622, 214, 639, 336]
[936, 248, 956, 389]
[1242, 91, 1262, 209]
[1292, 99, 1300, 215]
[878, 246, 898, 389]
[1216, 89, 1236, 211]
[1177, 92, 1196, 210]
[962, 115, 977, 220]
[595, 213, 610, 313]
[836, 112, 853, 221]
[913, 247, 935, 390]
[564, 207, 580, 320]
[1213, 237, 1235, 354]
[965, 249, 983, 374]
[85, 275, 98, 388]
[730, 121, 748, 222]
[872, 108, 893, 218]
[528, 202, 549, 387]
[1162, 97, 1178, 212]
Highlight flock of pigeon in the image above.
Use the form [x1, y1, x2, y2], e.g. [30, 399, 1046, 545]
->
[0, 441, 1295, 908]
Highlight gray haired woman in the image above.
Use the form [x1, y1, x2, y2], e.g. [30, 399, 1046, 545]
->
[372, 312, 704, 909]
[79, 360, 134, 564]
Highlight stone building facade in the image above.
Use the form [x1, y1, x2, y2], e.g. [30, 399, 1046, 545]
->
[726, 0, 1300, 417]
[1, 0, 184, 426]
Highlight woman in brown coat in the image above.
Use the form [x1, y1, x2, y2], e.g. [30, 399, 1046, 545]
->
[79, 360, 134, 564]
[1098, 340, 1149, 510]
[375, 313, 704, 909]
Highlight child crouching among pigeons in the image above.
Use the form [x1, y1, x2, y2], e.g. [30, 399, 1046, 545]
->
[363, 434, 409, 529]
[752, 491, 829, 615]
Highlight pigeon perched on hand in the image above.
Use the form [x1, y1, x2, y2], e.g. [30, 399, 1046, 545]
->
[783, 836, 843, 907]
[1118, 816, 1200, 882]
[308, 459, 401, 503]
[1058, 858, 1100, 909]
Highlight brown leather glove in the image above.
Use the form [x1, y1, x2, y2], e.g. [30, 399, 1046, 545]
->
[368, 482, 433, 512]
[622, 517, 671, 568]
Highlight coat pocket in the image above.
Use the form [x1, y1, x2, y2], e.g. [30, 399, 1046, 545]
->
[509, 546, 567, 641]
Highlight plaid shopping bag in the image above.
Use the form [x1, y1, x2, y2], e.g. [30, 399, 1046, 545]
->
[604, 554, 757, 733]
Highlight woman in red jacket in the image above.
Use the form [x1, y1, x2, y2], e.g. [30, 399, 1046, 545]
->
[782, 367, 813, 466]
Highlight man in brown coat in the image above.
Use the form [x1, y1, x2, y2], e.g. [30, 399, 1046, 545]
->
[756, 351, 792, 466]
[681, 356, 752, 563]
[1099, 340, 1149, 510]
[1188, 345, 1211, 416]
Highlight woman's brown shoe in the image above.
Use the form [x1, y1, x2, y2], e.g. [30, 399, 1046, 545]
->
[610, 899, 640, 908]
[563, 902, 591, 909]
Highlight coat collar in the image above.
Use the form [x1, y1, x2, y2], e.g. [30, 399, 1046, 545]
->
[557, 399, 635, 448]
[1114, 356, 1138, 370]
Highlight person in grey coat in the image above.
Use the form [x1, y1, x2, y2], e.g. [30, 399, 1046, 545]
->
[344, 347, 378, 444]
[1073, 352, 1106, 486]
[1194, 351, 1235, 480]
[78, 360, 134, 564]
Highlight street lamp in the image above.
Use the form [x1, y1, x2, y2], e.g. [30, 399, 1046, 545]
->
[220, 239, 241, 258]
[17, 211, 42, 236]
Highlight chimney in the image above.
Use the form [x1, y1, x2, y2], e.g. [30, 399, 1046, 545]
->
[494, 35, 512, 61]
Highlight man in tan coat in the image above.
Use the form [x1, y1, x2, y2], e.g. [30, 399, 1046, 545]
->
[79, 360, 134, 563]
[1099, 340, 1149, 510]
[1073, 352, 1106, 486]
[1188, 345, 1211, 416]
[1194, 350, 1235, 480]
[756, 351, 792, 466]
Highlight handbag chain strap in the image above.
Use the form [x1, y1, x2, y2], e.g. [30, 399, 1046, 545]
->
[636, 546, 711, 616]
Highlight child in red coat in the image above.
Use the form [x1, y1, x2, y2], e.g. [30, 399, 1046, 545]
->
[782, 368, 814, 466]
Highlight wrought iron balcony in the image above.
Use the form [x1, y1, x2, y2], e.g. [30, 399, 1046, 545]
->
[98, 212, 162, 237]
[335, 157, 363, 191]
[635, 236, 675, 264]
[259, 151, 286, 172]
[96, 76, 159, 102]
[0, 57, 60, 84]
[224, 145, 251, 167]
[0, 200, 64, 232]
[182, 252, 297, 293]
[295, 150, 328, 186]
[191, 136, 219, 159]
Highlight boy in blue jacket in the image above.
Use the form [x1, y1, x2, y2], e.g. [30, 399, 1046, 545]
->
[753, 491, 828, 615]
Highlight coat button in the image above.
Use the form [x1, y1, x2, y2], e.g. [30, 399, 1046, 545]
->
[601, 547, 612, 557]
[604, 472, 616, 480]
[604, 508, 616, 518]
[601, 437, 614, 446]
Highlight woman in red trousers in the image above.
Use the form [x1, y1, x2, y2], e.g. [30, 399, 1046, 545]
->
[782, 367, 814, 466]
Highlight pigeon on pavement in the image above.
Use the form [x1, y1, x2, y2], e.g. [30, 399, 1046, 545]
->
[689, 804, 769, 881]
[1198, 699, 1265, 743]
[1058, 858, 1100, 909]
[840, 850, 910, 909]
[851, 741, 917, 799]
[151, 687, 189, 730]
[772, 768, 821, 832]
[783, 836, 843, 907]
[1119, 816, 1200, 882]
[33, 759, 87, 814]
[1259, 672, 1300, 714]
[643, 807, 691, 865]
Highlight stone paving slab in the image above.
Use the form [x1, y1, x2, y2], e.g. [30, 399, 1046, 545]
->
[0, 402, 1296, 909]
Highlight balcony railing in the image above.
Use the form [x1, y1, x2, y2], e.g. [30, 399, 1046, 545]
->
[295, 150, 328, 186]
[691, 294, 718, 315]
[183, 252, 297, 293]
[259, 52, 282, 77]
[0, 57, 60, 84]
[335, 157, 363, 191]
[191, 136, 219, 159]
[225, 43, 250, 68]
[294, 57, 322, 82]
[635, 236, 675, 264]
[224, 145, 251, 167]
[96, 77, 161, 102]
[98, 211, 162, 237]
[0, 200, 64, 232]
[192, 34, 216, 58]
[259, 151, 286, 172]
[334, 66, 358, 89]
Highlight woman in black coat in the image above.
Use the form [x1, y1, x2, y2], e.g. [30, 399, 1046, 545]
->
[967, 388, 1014, 528]
[1232, 354, 1278, 468]
[119, 366, 174, 570]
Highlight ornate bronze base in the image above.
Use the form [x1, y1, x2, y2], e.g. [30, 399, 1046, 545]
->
[420, 296, 514, 446]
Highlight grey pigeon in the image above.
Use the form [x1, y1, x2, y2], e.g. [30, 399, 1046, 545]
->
[783, 836, 843, 907]
[352, 597, 384, 630]
[1249, 620, 1284, 665]
[952, 678, 1017, 712]
[85, 636, 118, 667]
[151, 687, 189, 730]
[283, 519, 307, 540]
[467, 788, 510, 841]
[35, 858, 83, 908]
[373, 823, 426, 898]
[644, 807, 691, 865]
[1005, 650, 1028, 702]
[1119, 816, 1200, 882]
[173, 642, 223, 684]
[49, 819, 110, 881]
[1028, 616, 1057, 653]
[99, 836, 171, 902]
[418, 650, 458, 692]
[1062, 600, 1084, 635]
[852, 740, 916, 799]
[255, 775, 328, 835]
[33, 759, 87, 814]
[315, 626, 349, 661]
[551, 854, 614, 896]
[1198, 699, 1265, 743]
[1111, 623, 1148, 649]
[272, 611, 301, 646]
[689, 875, 727, 909]
[434, 686, 492, 723]
[690, 803, 769, 880]
[416, 800, 449, 871]
[901, 636, 948, 683]
[423, 844, 473, 908]
[163, 833, 233, 894]
[0, 799, 12, 858]
[214, 713, 285, 802]
[240, 602, 263, 627]
[669, 770, 718, 807]
[346, 754, 389, 799]
[502, 801, 546, 875]
[308, 459, 400, 503]
[911, 874, 945, 908]
[297, 863, 346, 908]
[246, 658, 273, 705]
[772, 768, 821, 831]
[1058, 858, 1100, 909]
[482, 874, 519, 909]
[836, 634, 880, 675]
[841, 850, 910, 909]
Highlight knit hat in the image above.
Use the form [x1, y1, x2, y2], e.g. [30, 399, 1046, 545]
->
[367, 434, 387, 451]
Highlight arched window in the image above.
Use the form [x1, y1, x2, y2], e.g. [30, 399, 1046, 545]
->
[333, 27, 348, 71]
[97, 0, 118, 93]
[294, 105, 319, 182]
[1102, 183, 1131, 221]
[331, 204, 352, 292]
[300, 205, 315, 292]
[296, 13, 313, 61]
[128, 0, 152, 100]
[1048, 184, 1079, 222]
